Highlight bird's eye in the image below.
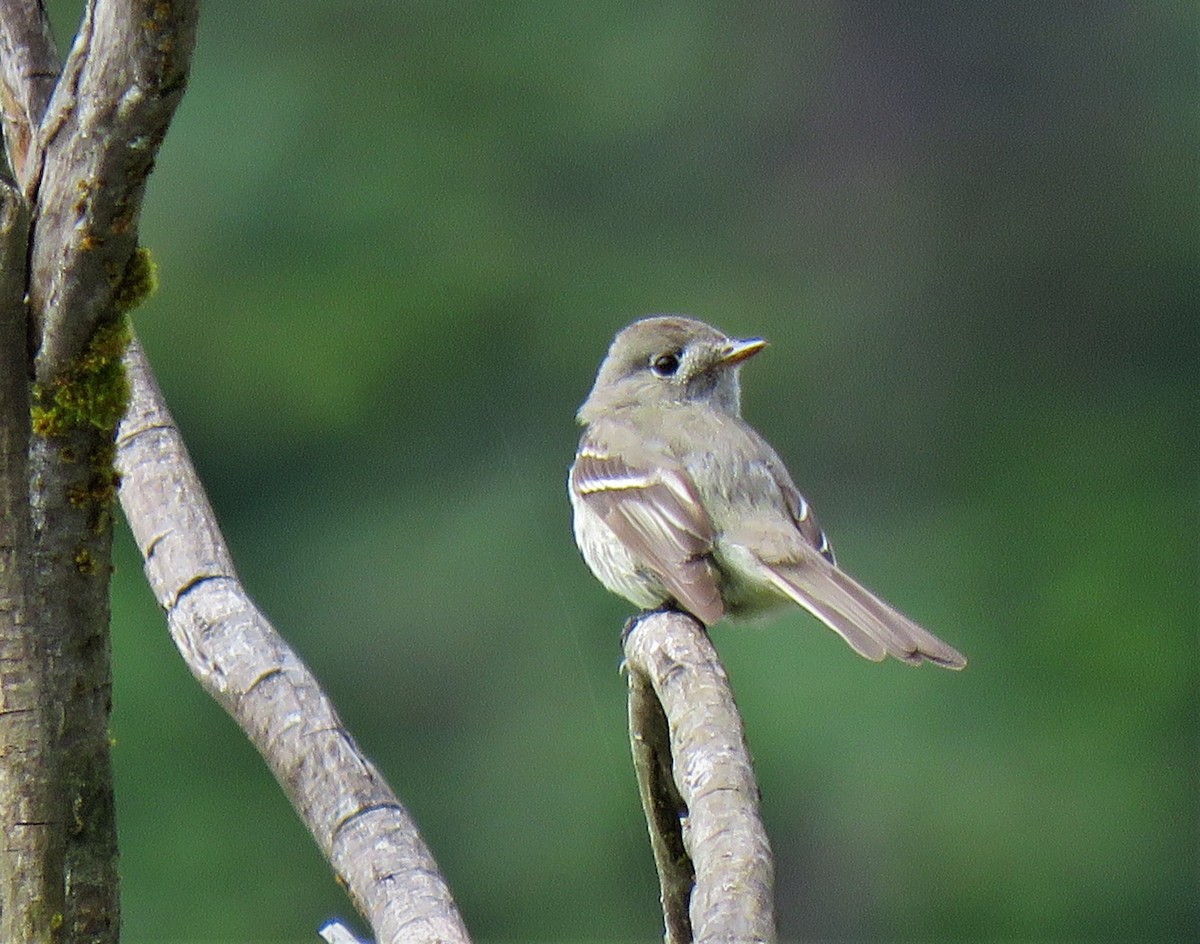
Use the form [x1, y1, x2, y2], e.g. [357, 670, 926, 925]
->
[651, 351, 681, 376]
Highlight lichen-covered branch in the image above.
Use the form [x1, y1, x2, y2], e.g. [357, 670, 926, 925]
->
[117, 339, 471, 944]
[3, 4, 467, 940]
[624, 611, 777, 944]
[31, 0, 198, 379]
[0, 1, 199, 940]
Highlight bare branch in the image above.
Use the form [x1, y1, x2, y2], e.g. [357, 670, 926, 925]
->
[624, 611, 777, 944]
[117, 338, 472, 944]
[629, 663, 693, 944]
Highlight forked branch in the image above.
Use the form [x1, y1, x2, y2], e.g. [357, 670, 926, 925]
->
[0, 2, 198, 940]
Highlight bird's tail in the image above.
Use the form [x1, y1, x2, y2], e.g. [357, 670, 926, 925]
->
[760, 557, 966, 669]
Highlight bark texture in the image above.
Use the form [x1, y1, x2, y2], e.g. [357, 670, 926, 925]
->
[116, 340, 472, 944]
[625, 611, 777, 944]
[0, 2, 199, 940]
[0, 171, 49, 938]
[3, 5, 469, 941]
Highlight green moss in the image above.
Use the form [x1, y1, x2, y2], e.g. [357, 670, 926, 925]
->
[58, 443, 121, 535]
[34, 245, 156, 437]
[73, 547, 98, 576]
[66, 462, 120, 512]
[113, 246, 158, 314]
[31, 315, 132, 438]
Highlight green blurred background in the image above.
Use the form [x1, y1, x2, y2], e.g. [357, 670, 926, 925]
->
[45, 1, 1197, 940]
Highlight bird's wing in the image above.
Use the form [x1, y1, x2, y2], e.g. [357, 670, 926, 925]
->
[571, 439, 724, 625]
[745, 535, 966, 668]
[778, 479, 838, 565]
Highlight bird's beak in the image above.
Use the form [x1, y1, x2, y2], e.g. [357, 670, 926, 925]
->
[719, 337, 767, 366]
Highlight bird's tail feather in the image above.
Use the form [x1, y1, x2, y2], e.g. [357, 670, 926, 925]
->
[760, 558, 966, 669]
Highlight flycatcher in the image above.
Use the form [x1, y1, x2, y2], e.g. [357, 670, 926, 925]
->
[568, 315, 966, 668]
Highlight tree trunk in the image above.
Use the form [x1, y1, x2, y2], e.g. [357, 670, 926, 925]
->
[0, 2, 199, 940]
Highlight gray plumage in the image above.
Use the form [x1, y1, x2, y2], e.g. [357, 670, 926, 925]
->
[568, 315, 966, 669]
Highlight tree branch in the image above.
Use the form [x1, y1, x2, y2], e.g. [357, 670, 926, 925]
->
[320, 919, 370, 944]
[624, 611, 777, 944]
[30, 0, 198, 378]
[0, 0, 59, 186]
[0, 1, 199, 939]
[3, 6, 468, 939]
[116, 338, 471, 944]
[0, 172, 55, 942]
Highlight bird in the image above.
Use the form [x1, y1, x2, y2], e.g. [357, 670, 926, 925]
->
[567, 315, 966, 668]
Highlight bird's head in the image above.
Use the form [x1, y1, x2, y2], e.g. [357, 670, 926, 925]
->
[578, 315, 766, 424]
